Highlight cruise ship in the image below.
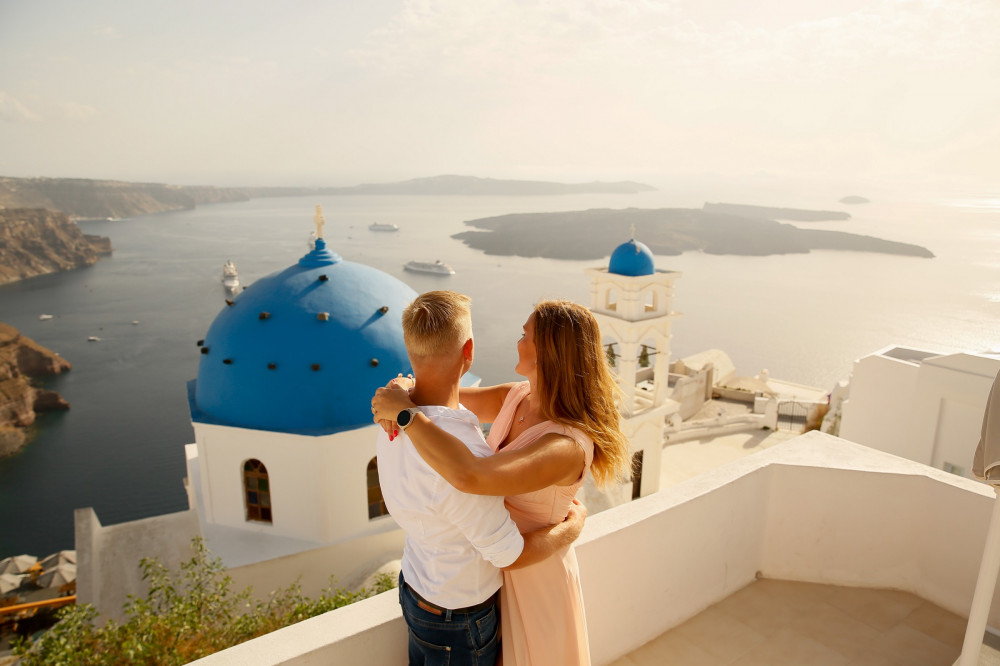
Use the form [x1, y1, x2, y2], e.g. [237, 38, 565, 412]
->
[369, 222, 399, 232]
[222, 260, 239, 291]
[403, 260, 455, 275]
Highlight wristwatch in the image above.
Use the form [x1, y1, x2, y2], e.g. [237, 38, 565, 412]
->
[396, 407, 421, 431]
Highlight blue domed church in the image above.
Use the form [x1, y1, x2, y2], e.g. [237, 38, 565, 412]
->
[184, 207, 415, 562]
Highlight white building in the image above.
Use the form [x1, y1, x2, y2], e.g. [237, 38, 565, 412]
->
[836, 345, 1000, 478]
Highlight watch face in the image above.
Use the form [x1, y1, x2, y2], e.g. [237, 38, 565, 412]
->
[397, 409, 412, 428]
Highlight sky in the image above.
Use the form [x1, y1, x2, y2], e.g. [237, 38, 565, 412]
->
[1, 0, 998, 190]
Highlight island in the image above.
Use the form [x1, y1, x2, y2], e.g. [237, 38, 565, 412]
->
[0, 175, 658, 222]
[0, 322, 71, 458]
[451, 207, 934, 259]
[702, 203, 851, 222]
[318, 174, 657, 196]
[839, 196, 871, 204]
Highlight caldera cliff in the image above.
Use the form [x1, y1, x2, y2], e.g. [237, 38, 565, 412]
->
[0, 208, 112, 285]
[0, 322, 71, 458]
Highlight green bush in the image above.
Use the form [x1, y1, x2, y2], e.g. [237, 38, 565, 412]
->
[13, 537, 396, 665]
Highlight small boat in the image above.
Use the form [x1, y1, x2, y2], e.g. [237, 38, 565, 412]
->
[404, 260, 455, 276]
[87, 336, 102, 342]
[222, 261, 240, 291]
[131, 320, 140, 325]
[369, 223, 400, 232]
[39, 314, 54, 321]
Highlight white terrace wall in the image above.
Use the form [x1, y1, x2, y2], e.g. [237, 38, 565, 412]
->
[193, 432, 1000, 665]
[76, 507, 405, 623]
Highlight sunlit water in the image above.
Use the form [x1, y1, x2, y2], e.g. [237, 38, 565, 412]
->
[1, 185, 998, 558]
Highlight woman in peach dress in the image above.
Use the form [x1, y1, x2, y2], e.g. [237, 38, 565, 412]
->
[373, 300, 630, 665]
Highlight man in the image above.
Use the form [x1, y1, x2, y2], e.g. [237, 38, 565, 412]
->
[375, 291, 584, 666]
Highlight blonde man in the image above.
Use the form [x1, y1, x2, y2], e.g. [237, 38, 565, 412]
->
[375, 291, 584, 666]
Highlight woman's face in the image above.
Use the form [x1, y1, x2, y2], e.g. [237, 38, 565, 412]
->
[515, 313, 537, 380]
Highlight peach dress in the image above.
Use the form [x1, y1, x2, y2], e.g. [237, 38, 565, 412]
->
[487, 381, 593, 666]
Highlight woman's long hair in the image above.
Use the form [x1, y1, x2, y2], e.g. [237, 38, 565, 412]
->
[532, 300, 630, 488]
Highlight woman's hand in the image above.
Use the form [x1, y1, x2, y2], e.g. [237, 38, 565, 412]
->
[372, 383, 417, 436]
[385, 373, 414, 391]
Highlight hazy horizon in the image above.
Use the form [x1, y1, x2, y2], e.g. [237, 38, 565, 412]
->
[1, 0, 998, 193]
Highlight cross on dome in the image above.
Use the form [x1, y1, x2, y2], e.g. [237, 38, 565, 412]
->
[314, 205, 326, 239]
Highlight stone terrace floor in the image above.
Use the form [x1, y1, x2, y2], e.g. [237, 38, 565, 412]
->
[609, 578, 968, 666]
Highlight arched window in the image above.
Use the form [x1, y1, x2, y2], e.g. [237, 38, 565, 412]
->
[643, 289, 658, 313]
[367, 457, 389, 520]
[243, 459, 272, 523]
[605, 288, 618, 311]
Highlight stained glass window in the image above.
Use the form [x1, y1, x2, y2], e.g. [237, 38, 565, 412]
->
[243, 459, 273, 524]
[367, 457, 389, 520]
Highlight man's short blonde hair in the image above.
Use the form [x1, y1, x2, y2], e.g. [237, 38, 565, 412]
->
[402, 291, 473, 358]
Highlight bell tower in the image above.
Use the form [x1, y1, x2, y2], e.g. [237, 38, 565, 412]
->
[585, 234, 681, 500]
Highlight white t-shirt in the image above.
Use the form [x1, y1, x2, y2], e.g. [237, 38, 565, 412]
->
[376, 404, 525, 609]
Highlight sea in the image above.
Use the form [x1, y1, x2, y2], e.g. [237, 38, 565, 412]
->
[1, 182, 998, 559]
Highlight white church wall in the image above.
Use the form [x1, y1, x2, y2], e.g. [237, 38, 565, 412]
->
[194, 423, 328, 541]
[319, 424, 396, 540]
[192, 422, 390, 544]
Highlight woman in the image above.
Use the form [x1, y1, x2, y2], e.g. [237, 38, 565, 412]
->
[372, 299, 630, 666]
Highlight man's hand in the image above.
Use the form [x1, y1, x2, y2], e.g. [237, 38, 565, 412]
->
[562, 498, 587, 542]
[504, 498, 588, 570]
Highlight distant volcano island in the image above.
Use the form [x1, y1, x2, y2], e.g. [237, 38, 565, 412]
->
[452, 205, 934, 259]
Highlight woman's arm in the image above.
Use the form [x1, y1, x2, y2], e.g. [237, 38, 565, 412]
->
[457, 384, 516, 424]
[409, 415, 585, 495]
[372, 386, 585, 495]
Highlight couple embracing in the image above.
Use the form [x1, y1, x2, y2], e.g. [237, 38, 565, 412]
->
[372, 290, 629, 665]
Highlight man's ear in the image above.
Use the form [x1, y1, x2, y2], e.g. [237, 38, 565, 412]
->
[462, 337, 474, 362]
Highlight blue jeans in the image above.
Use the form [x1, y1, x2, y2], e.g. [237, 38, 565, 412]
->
[398, 573, 500, 666]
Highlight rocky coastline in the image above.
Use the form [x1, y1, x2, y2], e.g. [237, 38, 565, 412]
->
[0, 176, 251, 221]
[0, 208, 112, 285]
[0, 322, 71, 459]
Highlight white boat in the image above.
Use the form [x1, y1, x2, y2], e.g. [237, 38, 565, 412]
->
[39, 314, 54, 321]
[369, 223, 400, 232]
[222, 261, 240, 291]
[87, 336, 102, 342]
[404, 260, 455, 276]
